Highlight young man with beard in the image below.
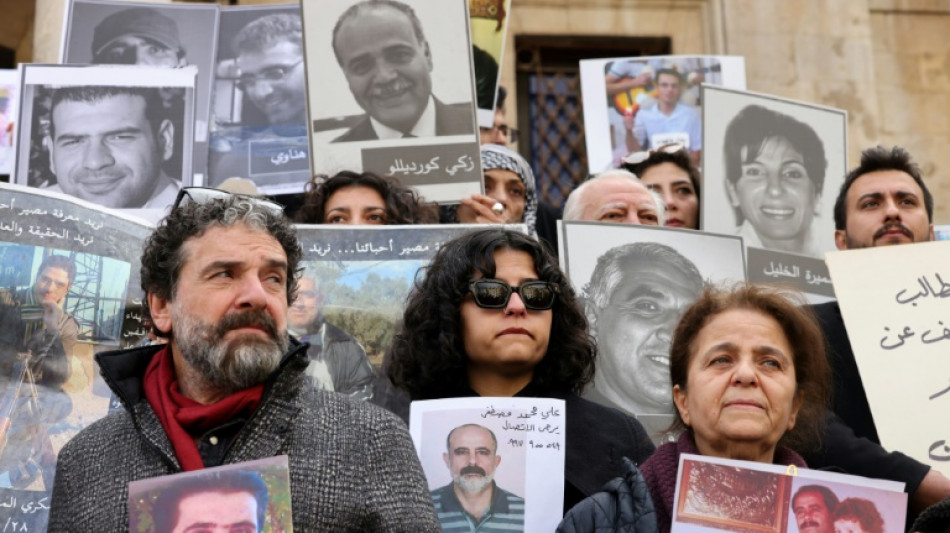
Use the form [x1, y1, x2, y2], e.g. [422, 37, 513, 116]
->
[48, 192, 439, 531]
[432, 424, 524, 532]
[806, 146, 950, 520]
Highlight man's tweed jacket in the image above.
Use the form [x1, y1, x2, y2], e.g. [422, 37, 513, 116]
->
[48, 340, 440, 532]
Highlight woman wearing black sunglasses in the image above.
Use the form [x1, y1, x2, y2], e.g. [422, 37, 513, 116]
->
[379, 228, 655, 514]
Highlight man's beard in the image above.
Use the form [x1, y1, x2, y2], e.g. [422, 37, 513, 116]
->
[172, 307, 289, 394]
[453, 465, 494, 495]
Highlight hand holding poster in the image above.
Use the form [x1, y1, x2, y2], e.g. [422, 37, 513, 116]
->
[671, 454, 906, 533]
[410, 397, 565, 532]
[825, 241, 950, 476]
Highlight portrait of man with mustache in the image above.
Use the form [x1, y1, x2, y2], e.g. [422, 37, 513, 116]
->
[330, 0, 473, 143]
[431, 423, 525, 531]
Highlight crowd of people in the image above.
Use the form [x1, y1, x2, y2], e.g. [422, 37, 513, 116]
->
[39, 124, 950, 532]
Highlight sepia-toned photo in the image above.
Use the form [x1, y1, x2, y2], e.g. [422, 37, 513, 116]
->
[702, 85, 847, 260]
[13, 64, 197, 211]
[672, 455, 908, 533]
[128, 456, 293, 533]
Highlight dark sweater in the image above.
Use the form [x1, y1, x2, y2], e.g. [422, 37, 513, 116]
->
[639, 432, 806, 533]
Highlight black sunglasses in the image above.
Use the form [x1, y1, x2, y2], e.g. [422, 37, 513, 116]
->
[173, 187, 284, 216]
[465, 279, 558, 310]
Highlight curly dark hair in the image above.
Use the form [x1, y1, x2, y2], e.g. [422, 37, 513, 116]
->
[295, 170, 439, 224]
[140, 196, 302, 338]
[669, 283, 831, 452]
[387, 229, 595, 399]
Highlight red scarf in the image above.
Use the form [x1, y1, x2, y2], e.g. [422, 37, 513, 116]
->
[143, 346, 264, 471]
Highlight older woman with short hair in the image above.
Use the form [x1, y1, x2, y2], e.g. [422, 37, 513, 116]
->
[560, 283, 831, 533]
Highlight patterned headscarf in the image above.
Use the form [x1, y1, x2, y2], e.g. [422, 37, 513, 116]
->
[480, 144, 538, 237]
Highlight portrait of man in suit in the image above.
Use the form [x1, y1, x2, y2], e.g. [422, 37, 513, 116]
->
[330, 0, 473, 142]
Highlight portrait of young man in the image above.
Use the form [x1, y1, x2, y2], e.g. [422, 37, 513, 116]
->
[14, 64, 197, 209]
[39, 86, 182, 209]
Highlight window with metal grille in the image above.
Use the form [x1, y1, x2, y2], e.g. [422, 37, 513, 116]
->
[514, 35, 671, 208]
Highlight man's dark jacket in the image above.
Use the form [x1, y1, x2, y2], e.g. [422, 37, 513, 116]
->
[48, 340, 440, 532]
[333, 99, 473, 142]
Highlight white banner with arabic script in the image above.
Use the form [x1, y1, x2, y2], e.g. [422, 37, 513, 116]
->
[826, 241, 950, 476]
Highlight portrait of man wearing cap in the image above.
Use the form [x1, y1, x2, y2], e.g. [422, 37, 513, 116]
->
[61, 0, 219, 183]
[90, 6, 187, 67]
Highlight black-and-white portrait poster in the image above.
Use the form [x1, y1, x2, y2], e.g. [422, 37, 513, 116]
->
[579, 55, 746, 173]
[302, 0, 482, 204]
[208, 4, 310, 194]
[60, 0, 219, 178]
[701, 85, 847, 261]
[13, 63, 197, 213]
[558, 221, 745, 442]
[0, 183, 154, 532]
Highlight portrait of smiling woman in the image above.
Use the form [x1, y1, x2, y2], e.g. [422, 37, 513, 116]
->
[723, 104, 828, 257]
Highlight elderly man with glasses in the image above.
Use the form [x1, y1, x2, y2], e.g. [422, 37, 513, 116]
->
[49, 189, 441, 532]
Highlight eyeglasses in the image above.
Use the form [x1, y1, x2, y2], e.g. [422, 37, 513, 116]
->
[465, 279, 558, 310]
[237, 59, 304, 89]
[479, 124, 519, 145]
[621, 142, 687, 165]
[173, 187, 284, 217]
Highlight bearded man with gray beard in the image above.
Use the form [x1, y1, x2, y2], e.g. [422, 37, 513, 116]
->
[431, 424, 524, 532]
[48, 190, 439, 532]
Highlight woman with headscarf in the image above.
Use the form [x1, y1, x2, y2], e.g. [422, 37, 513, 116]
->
[450, 145, 539, 238]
